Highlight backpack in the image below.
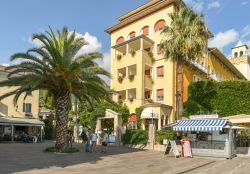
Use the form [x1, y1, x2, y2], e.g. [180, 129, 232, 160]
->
[81, 132, 88, 141]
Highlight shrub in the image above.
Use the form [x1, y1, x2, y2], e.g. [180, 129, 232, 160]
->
[118, 76, 123, 83]
[135, 107, 144, 129]
[128, 74, 135, 81]
[155, 130, 176, 144]
[122, 130, 148, 145]
[117, 54, 122, 60]
[131, 50, 136, 57]
[145, 98, 153, 103]
[44, 147, 80, 153]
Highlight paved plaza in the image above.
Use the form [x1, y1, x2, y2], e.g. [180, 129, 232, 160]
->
[0, 141, 250, 174]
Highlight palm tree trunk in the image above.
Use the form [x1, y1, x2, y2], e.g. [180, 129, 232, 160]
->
[55, 92, 71, 150]
[176, 61, 184, 120]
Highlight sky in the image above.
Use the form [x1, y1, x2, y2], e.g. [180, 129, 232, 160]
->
[0, 0, 250, 75]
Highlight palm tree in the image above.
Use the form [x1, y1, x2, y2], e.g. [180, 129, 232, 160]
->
[160, 5, 211, 120]
[0, 27, 112, 150]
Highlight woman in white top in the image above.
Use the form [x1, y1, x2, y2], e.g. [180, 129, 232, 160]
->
[91, 132, 98, 152]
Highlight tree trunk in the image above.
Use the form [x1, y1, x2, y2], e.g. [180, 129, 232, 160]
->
[55, 92, 71, 150]
[176, 61, 184, 120]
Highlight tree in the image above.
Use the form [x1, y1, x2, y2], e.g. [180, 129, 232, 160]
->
[0, 27, 111, 150]
[161, 6, 211, 119]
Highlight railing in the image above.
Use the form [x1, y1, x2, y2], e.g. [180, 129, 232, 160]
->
[190, 60, 208, 74]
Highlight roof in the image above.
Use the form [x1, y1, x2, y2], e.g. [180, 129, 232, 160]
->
[106, 0, 181, 34]
[173, 119, 228, 131]
[233, 41, 249, 49]
[208, 48, 247, 80]
[227, 114, 250, 124]
[0, 117, 44, 126]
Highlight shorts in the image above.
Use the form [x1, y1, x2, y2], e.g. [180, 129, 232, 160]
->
[102, 142, 108, 146]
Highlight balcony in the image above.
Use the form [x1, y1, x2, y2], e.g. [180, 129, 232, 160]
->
[113, 35, 154, 66]
[190, 60, 208, 74]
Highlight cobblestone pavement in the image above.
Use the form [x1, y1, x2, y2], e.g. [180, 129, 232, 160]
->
[0, 141, 250, 174]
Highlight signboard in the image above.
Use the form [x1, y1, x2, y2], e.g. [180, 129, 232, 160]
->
[164, 140, 180, 158]
[190, 114, 219, 120]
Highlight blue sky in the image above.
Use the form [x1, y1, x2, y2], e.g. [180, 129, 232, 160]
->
[0, 0, 250, 69]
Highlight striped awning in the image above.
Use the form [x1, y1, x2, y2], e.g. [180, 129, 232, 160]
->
[173, 119, 228, 131]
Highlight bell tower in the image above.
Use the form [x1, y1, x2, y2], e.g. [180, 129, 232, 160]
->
[230, 41, 250, 80]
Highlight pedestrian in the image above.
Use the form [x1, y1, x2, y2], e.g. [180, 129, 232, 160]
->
[67, 131, 73, 148]
[81, 130, 88, 152]
[101, 132, 108, 153]
[85, 130, 90, 152]
[91, 131, 98, 152]
[181, 132, 192, 158]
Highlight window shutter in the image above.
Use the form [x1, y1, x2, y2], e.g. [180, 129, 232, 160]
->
[157, 66, 164, 77]
[157, 89, 164, 97]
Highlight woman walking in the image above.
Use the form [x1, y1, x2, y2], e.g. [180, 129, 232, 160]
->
[181, 133, 192, 158]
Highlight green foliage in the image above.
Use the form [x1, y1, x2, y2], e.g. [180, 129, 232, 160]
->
[122, 130, 148, 145]
[155, 130, 176, 144]
[44, 147, 80, 153]
[185, 80, 250, 117]
[79, 101, 129, 130]
[135, 107, 144, 129]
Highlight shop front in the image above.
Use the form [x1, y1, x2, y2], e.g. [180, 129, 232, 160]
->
[173, 118, 237, 159]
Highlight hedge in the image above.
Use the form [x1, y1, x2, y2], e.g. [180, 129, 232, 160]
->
[185, 80, 250, 117]
[155, 130, 176, 144]
[122, 130, 148, 145]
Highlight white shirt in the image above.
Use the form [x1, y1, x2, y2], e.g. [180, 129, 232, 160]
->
[92, 133, 97, 142]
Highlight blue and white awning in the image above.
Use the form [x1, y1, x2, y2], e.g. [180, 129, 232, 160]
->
[173, 119, 228, 131]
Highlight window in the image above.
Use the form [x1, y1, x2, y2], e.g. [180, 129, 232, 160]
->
[142, 26, 149, 35]
[145, 91, 151, 99]
[192, 75, 197, 82]
[154, 19, 166, 32]
[240, 51, 243, 56]
[157, 44, 162, 55]
[157, 66, 164, 77]
[157, 89, 164, 101]
[234, 52, 238, 58]
[116, 36, 124, 44]
[129, 31, 136, 39]
[23, 103, 32, 113]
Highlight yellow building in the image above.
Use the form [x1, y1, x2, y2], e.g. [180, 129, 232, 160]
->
[0, 65, 44, 142]
[106, 0, 246, 130]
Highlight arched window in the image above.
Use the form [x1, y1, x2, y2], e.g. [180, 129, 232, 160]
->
[129, 31, 136, 39]
[154, 19, 166, 32]
[142, 26, 149, 35]
[240, 51, 243, 56]
[116, 36, 124, 44]
[234, 52, 238, 58]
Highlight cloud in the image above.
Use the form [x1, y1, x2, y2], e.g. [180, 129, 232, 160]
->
[208, 1, 221, 9]
[184, 0, 204, 12]
[209, 29, 239, 50]
[27, 37, 43, 47]
[241, 1, 248, 5]
[73, 32, 102, 56]
[241, 25, 250, 38]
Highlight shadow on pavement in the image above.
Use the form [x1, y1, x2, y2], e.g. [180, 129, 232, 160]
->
[0, 140, 144, 174]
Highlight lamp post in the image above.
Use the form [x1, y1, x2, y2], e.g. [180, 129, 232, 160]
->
[151, 109, 155, 150]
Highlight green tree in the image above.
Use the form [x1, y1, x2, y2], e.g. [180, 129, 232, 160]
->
[0, 27, 111, 150]
[161, 6, 211, 119]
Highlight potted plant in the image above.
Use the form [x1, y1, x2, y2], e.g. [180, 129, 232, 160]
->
[118, 76, 123, 83]
[148, 51, 153, 58]
[145, 98, 153, 103]
[129, 74, 135, 81]
[129, 96, 134, 102]
[130, 50, 136, 57]
[117, 54, 122, 60]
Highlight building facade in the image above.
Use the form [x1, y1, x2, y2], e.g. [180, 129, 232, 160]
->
[230, 41, 250, 80]
[0, 65, 43, 142]
[106, 0, 246, 130]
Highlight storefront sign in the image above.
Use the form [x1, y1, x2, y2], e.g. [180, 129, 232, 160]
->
[190, 114, 219, 120]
